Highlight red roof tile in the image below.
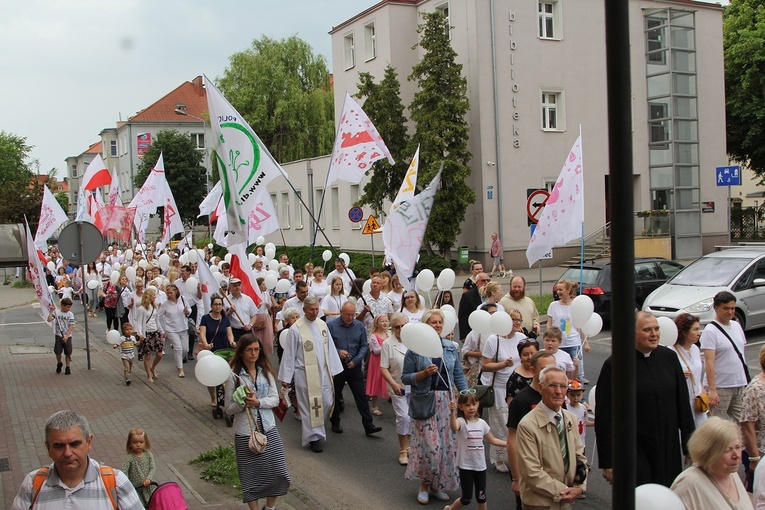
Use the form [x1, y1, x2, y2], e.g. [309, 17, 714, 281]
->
[129, 76, 208, 123]
[84, 141, 102, 154]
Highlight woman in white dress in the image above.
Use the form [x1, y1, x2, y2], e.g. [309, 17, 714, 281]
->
[320, 276, 347, 321]
[308, 267, 329, 301]
[672, 313, 708, 428]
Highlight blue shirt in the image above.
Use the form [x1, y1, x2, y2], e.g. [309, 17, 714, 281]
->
[327, 317, 368, 368]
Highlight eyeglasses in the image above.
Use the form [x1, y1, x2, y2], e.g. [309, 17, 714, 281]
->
[459, 388, 477, 395]
[511, 318, 522, 323]
[244, 348, 260, 353]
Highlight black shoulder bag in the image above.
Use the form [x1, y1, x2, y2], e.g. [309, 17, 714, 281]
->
[710, 321, 751, 383]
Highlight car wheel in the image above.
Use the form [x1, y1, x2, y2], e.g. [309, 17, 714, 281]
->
[734, 309, 746, 329]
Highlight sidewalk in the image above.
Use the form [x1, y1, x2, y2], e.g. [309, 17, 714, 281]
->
[0, 285, 36, 311]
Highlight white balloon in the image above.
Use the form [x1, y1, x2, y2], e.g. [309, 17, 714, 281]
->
[339, 252, 350, 266]
[210, 264, 219, 273]
[264, 274, 278, 290]
[363, 279, 372, 294]
[224, 253, 232, 264]
[570, 295, 595, 328]
[248, 253, 257, 265]
[153, 277, 164, 287]
[208, 243, 214, 250]
[490, 311, 514, 336]
[125, 249, 133, 260]
[322, 250, 333, 262]
[581, 313, 604, 337]
[125, 266, 137, 282]
[267, 269, 279, 278]
[87, 279, 99, 290]
[265, 248, 276, 260]
[440, 304, 456, 318]
[185, 277, 199, 295]
[197, 349, 214, 360]
[156, 242, 163, 251]
[183, 247, 189, 253]
[442, 309, 457, 335]
[212, 272, 225, 284]
[187, 249, 198, 264]
[138, 259, 149, 269]
[265, 242, 276, 253]
[269, 260, 279, 272]
[588, 385, 597, 415]
[113, 262, 122, 272]
[275, 279, 291, 294]
[110, 271, 120, 284]
[195, 355, 232, 387]
[108, 246, 113, 251]
[437, 268, 456, 291]
[657, 316, 678, 346]
[47, 285, 55, 293]
[158, 253, 171, 270]
[117, 249, 123, 257]
[401, 323, 444, 358]
[416, 269, 435, 292]
[179, 254, 188, 265]
[106, 330, 121, 345]
[635, 484, 684, 510]
[256, 236, 265, 246]
[46, 261, 55, 272]
[468, 310, 493, 335]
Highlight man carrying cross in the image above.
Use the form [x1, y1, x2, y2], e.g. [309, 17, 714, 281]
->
[278, 296, 344, 453]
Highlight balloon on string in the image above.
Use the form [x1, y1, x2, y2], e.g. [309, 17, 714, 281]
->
[490, 311, 514, 336]
[46, 261, 55, 272]
[125, 266, 137, 282]
[657, 316, 678, 346]
[248, 253, 257, 265]
[187, 249, 198, 264]
[113, 262, 121, 272]
[138, 259, 149, 269]
[156, 242, 163, 251]
[117, 249, 123, 257]
[210, 264, 219, 273]
[442, 309, 457, 335]
[110, 271, 120, 284]
[183, 247, 189, 253]
[269, 260, 279, 272]
[635, 484, 684, 510]
[48, 285, 55, 293]
[416, 269, 435, 292]
[265, 242, 276, 253]
[322, 250, 333, 262]
[212, 272, 225, 284]
[267, 269, 279, 278]
[154, 277, 164, 287]
[468, 310, 493, 335]
[264, 274, 278, 290]
[401, 323, 444, 358]
[179, 254, 188, 265]
[108, 246, 113, 252]
[195, 355, 232, 387]
[185, 277, 199, 295]
[570, 295, 595, 328]
[197, 349, 214, 361]
[256, 236, 265, 246]
[440, 304, 456, 318]
[106, 330, 121, 345]
[208, 243, 214, 250]
[158, 253, 171, 270]
[125, 249, 133, 260]
[265, 248, 276, 260]
[87, 279, 99, 290]
[580, 313, 603, 337]
[224, 253, 232, 264]
[339, 253, 350, 266]
[437, 268, 456, 291]
[363, 280, 372, 294]
[275, 279, 291, 294]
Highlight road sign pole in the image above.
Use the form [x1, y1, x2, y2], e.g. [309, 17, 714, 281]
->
[371, 232, 375, 267]
[78, 222, 92, 370]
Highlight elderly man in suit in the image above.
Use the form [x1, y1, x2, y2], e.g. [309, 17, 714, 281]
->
[516, 365, 587, 509]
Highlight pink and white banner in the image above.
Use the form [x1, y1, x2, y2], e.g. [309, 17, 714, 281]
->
[25, 218, 55, 323]
[35, 185, 69, 252]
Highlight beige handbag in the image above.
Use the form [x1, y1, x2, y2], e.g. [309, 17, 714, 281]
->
[245, 406, 267, 454]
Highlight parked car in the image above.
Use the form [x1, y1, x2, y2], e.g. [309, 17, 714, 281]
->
[553, 257, 685, 322]
[642, 247, 765, 330]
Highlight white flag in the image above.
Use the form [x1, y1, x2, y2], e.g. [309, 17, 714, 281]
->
[391, 145, 419, 211]
[204, 75, 287, 247]
[75, 189, 92, 222]
[198, 181, 222, 218]
[35, 185, 69, 252]
[382, 169, 441, 290]
[108, 165, 121, 206]
[25, 218, 55, 322]
[326, 92, 395, 186]
[213, 190, 278, 248]
[196, 254, 222, 316]
[129, 153, 170, 241]
[160, 181, 184, 245]
[526, 135, 584, 267]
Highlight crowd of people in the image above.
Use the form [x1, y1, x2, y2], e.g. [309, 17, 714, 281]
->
[34, 243, 765, 509]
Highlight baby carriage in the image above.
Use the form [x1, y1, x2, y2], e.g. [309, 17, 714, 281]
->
[212, 348, 236, 426]
[146, 481, 187, 510]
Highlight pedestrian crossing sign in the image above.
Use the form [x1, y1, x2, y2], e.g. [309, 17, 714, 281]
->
[362, 215, 381, 235]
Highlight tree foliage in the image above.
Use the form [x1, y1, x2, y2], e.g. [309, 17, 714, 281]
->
[0, 131, 33, 185]
[408, 12, 474, 257]
[217, 35, 335, 163]
[0, 177, 45, 228]
[55, 191, 69, 213]
[133, 130, 206, 227]
[354, 66, 411, 214]
[724, 0, 765, 176]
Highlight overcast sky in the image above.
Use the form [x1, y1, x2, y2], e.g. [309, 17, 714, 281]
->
[0, 0, 377, 176]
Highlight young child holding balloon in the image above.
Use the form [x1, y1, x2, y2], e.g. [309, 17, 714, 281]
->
[113, 322, 137, 385]
[47, 297, 75, 375]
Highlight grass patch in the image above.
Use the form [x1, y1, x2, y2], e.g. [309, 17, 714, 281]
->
[529, 293, 555, 314]
[12, 280, 34, 288]
[189, 444, 240, 491]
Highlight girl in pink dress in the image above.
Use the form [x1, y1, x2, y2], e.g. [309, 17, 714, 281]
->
[367, 314, 390, 415]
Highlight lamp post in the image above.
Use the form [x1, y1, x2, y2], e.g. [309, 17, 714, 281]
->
[175, 108, 212, 240]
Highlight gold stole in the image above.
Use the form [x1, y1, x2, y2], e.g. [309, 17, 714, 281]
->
[296, 317, 332, 428]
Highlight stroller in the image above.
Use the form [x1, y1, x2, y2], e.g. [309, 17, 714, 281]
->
[146, 481, 187, 510]
[211, 348, 235, 426]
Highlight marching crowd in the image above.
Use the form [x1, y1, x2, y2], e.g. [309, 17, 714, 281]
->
[19, 243, 765, 509]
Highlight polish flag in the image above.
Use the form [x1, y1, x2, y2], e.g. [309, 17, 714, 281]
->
[81, 154, 111, 191]
[227, 243, 262, 306]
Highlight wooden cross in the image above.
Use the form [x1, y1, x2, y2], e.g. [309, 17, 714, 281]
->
[312, 397, 322, 418]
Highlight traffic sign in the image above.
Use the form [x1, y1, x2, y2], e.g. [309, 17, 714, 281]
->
[715, 165, 741, 186]
[348, 206, 364, 223]
[526, 189, 550, 225]
[362, 215, 381, 235]
[58, 222, 103, 265]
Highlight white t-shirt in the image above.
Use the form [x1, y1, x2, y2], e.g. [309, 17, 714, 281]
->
[479, 333, 525, 387]
[402, 308, 424, 324]
[388, 290, 404, 311]
[547, 301, 582, 348]
[550, 349, 575, 374]
[700, 320, 748, 388]
[308, 279, 329, 300]
[455, 417, 491, 471]
[567, 402, 587, 447]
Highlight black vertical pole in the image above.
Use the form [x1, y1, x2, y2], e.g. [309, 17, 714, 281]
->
[78, 222, 92, 370]
[605, 0, 635, 508]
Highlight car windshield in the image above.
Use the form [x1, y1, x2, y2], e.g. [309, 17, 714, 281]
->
[669, 256, 752, 287]
[560, 268, 601, 285]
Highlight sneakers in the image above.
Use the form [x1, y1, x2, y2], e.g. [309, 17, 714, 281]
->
[125, 379, 132, 386]
[495, 462, 509, 473]
[429, 489, 449, 501]
[56, 362, 63, 374]
[65, 367, 71, 375]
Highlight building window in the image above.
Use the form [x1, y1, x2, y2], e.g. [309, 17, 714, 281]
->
[294, 190, 303, 229]
[540, 91, 564, 131]
[331, 187, 340, 229]
[435, 2, 450, 37]
[364, 22, 376, 61]
[191, 133, 205, 149]
[314, 189, 326, 228]
[344, 33, 355, 70]
[280, 192, 290, 228]
[538, 2, 557, 39]
[110, 140, 118, 157]
[71, 164, 77, 178]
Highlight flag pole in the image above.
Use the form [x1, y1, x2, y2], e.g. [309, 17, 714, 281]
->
[578, 125, 585, 291]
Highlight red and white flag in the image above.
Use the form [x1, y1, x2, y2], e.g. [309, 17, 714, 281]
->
[213, 190, 278, 248]
[526, 134, 584, 267]
[391, 145, 419, 211]
[326, 92, 394, 186]
[81, 154, 111, 191]
[95, 206, 136, 242]
[108, 165, 121, 206]
[227, 243, 263, 306]
[25, 218, 55, 322]
[129, 153, 170, 241]
[198, 181, 222, 219]
[160, 183, 184, 245]
[35, 185, 69, 252]
[196, 253, 223, 316]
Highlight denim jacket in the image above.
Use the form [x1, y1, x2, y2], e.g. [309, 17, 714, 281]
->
[224, 367, 279, 435]
[401, 339, 467, 395]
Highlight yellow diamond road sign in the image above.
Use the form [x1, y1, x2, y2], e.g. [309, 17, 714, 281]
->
[362, 215, 381, 235]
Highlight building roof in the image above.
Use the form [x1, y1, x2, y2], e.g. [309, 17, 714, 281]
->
[330, 0, 419, 34]
[84, 141, 101, 154]
[128, 76, 207, 123]
[35, 175, 69, 192]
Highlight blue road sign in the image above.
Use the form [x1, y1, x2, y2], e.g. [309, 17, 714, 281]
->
[348, 206, 364, 223]
[716, 165, 741, 186]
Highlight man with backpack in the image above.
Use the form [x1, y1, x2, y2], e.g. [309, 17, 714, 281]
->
[11, 410, 142, 510]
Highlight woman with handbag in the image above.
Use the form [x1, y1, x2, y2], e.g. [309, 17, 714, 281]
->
[402, 309, 468, 505]
[225, 334, 291, 510]
[672, 313, 709, 428]
[199, 295, 235, 408]
[480, 309, 526, 473]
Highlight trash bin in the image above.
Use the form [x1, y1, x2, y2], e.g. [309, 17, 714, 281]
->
[458, 245, 469, 265]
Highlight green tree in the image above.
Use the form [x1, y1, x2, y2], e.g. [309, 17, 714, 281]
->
[217, 35, 335, 163]
[354, 66, 411, 214]
[0, 177, 45, 228]
[133, 130, 206, 227]
[408, 11, 474, 257]
[0, 131, 33, 185]
[724, 1, 765, 175]
[55, 191, 69, 213]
